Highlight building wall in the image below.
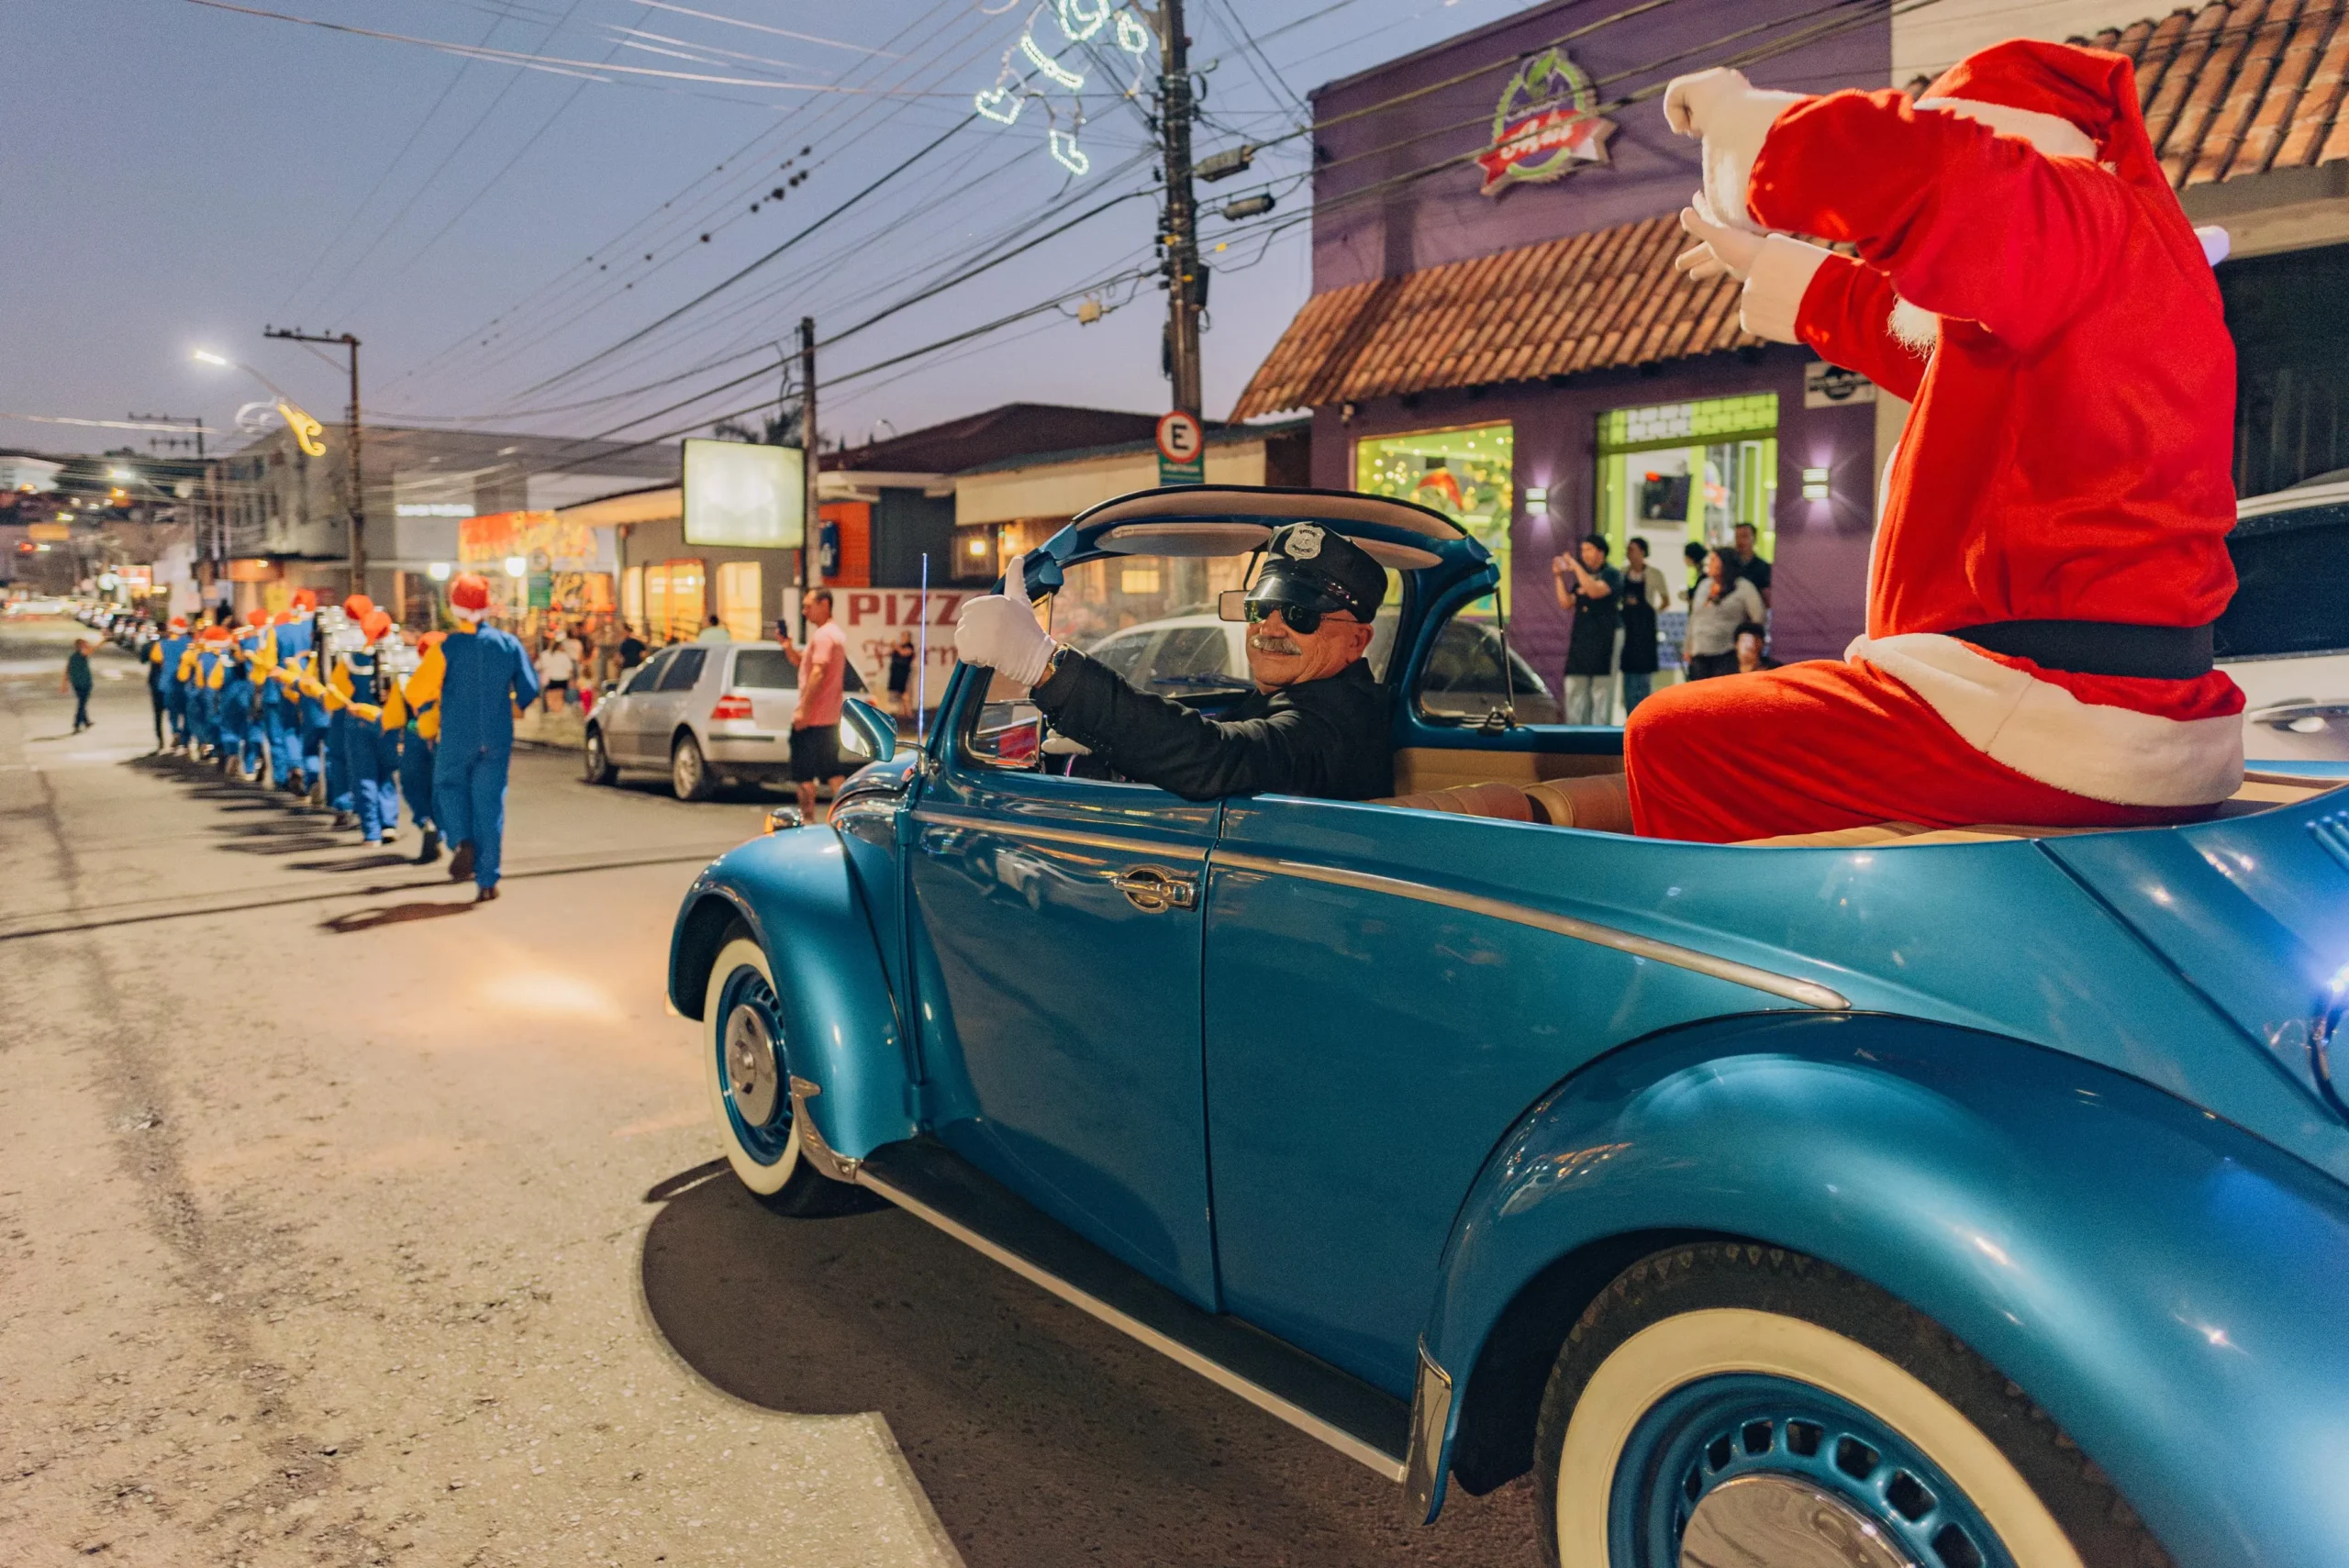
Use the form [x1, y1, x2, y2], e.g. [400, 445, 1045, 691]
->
[1308, 0, 1889, 292]
[870, 488, 955, 588]
[1309, 344, 1878, 673]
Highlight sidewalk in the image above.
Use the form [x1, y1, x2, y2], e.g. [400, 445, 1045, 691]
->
[513, 703, 587, 751]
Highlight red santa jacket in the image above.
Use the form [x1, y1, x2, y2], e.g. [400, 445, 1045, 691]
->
[1738, 46, 2245, 806]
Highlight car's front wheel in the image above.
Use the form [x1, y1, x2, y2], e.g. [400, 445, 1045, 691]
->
[700, 935, 872, 1218]
[583, 725, 617, 784]
[1535, 1244, 2167, 1568]
[671, 733, 713, 801]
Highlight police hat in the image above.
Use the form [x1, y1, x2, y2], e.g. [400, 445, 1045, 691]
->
[1244, 523, 1386, 623]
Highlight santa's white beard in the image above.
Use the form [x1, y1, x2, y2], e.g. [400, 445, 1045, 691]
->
[1888, 295, 1940, 353]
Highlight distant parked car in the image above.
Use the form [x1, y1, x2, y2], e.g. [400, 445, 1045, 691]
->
[2223, 474, 2349, 762]
[5, 597, 69, 618]
[583, 640, 802, 800]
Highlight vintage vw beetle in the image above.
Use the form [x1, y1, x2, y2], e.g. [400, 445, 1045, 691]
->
[668, 486, 2349, 1568]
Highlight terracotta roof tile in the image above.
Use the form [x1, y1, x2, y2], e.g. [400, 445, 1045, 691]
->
[1230, 215, 1759, 418]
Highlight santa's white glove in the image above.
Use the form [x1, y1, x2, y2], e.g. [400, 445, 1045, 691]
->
[952, 552, 1056, 688]
[1660, 66, 1805, 236]
[1674, 191, 1765, 282]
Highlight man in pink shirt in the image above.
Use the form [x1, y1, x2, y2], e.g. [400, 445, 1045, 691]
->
[781, 587, 848, 822]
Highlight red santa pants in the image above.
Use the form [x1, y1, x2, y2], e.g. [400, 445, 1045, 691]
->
[1623, 657, 2212, 843]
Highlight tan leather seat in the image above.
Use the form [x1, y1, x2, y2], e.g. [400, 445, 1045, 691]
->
[1523, 774, 1634, 833]
[1376, 773, 1637, 835]
[1379, 781, 1534, 822]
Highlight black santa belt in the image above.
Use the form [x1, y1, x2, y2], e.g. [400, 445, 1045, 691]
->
[1943, 619, 2214, 681]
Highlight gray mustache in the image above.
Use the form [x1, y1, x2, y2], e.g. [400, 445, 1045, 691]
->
[1249, 635, 1301, 655]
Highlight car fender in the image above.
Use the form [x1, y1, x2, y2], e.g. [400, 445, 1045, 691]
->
[668, 828, 916, 1162]
[1419, 1012, 2349, 1568]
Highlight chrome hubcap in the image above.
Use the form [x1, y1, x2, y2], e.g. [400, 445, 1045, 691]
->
[677, 746, 699, 789]
[723, 1003, 779, 1126]
[1680, 1473, 1919, 1568]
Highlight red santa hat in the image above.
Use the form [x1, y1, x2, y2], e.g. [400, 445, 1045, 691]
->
[272, 609, 297, 625]
[1920, 39, 2227, 264]
[168, 616, 188, 631]
[291, 588, 317, 612]
[361, 608, 393, 640]
[449, 573, 492, 623]
[244, 606, 269, 628]
[342, 594, 374, 620]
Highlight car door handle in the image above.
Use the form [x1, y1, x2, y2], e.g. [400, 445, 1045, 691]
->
[1112, 865, 1197, 912]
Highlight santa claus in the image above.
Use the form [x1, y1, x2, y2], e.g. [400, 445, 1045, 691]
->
[1627, 40, 2245, 842]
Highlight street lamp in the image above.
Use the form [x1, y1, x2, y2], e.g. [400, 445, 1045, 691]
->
[428, 561, 451, 582]
[503, 555, 527, 579]
[191, 349, 326, 458]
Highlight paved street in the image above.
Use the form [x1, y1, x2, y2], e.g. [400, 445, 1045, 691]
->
[1, 617, 1541, 1568]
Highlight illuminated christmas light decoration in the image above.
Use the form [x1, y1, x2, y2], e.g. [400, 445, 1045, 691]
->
[974, 4, 1151, 178]
[1020, 31, 1083, 91]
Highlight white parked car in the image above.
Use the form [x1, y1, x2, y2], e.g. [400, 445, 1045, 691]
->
[584, 641, 803, 801]
[2223, 477, 2349, 762]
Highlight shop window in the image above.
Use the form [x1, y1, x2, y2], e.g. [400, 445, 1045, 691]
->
[1596, 394, 1778, 571]
[1354, 423, 1515, 607]
[622, 566, 645, 633]
[647, 558, 706, 642]
[715, 561, 763, 642]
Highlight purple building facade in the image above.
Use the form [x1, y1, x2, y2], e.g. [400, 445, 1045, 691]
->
[1238, 0, 1896, 676]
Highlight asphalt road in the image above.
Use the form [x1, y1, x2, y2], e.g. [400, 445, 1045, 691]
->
[1, 616, 1542, 1568]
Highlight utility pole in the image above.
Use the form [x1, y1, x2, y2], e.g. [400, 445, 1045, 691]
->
[799, 316, 818, 637]
[265, 328, 364, 595]
[1155, 0, 1203, 420]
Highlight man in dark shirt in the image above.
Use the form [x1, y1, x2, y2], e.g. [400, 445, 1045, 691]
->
[1732, 521, 1773, 606]
[952, 523, 1394, 801]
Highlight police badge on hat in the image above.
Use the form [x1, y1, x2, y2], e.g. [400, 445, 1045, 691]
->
[1254, 522, 1387, 622]
[1284, 524, 1325, 561]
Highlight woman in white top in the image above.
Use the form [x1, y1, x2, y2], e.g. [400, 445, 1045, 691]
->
[1682, 549, 1766, 679]
[534, 639, 576, 713]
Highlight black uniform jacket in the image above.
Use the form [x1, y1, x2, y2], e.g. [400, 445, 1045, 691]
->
[1029, 650, 1394, 803]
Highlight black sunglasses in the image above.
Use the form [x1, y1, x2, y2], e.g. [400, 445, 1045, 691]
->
[1243, 598, 1353, 637]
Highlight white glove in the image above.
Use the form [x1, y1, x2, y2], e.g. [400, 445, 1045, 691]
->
[952, 552, 1056, 688]
[1660, 66, 1805, 236]
[1674, 191, 1765, 282]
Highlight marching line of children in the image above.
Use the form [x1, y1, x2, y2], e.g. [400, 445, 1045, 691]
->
[150, 573, 536, 902]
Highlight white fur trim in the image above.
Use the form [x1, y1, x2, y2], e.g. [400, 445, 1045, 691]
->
[1846, 632, 2243, 806]
[1887, 295, 1940, 350]
[2195, 224, 2231, 264]
[451, 606, 485, 625]
[1740, 234, 1829, 343]
[1708, 84, 1807, 230]
[1916, 96, 2097, 161]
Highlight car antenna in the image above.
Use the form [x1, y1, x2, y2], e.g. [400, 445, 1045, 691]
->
[917, 551, 929, 745]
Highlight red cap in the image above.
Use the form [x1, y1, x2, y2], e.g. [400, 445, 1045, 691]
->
[361, 608, 393, 640]
[168, 617, 188, 631]
[203, 624, 230, 642]
[272, 609, 297, 625]
[244, 607, 268, 628]
[449, 573, 493, 614]
[291, 589, 317, 611]
[342, 594, 374, 620]
[1924, 40, 2162, 194]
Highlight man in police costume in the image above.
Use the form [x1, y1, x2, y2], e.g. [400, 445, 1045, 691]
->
[953, 522, 1393, 801]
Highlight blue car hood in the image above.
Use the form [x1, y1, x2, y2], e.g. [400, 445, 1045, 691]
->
[2045, 787, 2349, 1127]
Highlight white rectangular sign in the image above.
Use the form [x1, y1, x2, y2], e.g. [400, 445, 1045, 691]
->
[683, 439, 805, 550]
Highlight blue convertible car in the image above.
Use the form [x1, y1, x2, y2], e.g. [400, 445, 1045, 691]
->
[667, 487, 2349, 1568]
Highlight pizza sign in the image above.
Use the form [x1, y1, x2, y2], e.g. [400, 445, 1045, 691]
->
[1475, 48, 1616, 198]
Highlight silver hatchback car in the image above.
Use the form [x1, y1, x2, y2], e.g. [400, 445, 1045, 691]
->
[584, 640, 803, 800]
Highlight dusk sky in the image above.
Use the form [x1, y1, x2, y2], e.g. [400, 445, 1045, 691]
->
[4, 0, 1528, 460]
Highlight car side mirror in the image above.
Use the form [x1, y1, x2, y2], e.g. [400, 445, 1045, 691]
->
[1218, 589, 1248, 623]
[764, 804, 805, 834]
[838, 695, 897, 762]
